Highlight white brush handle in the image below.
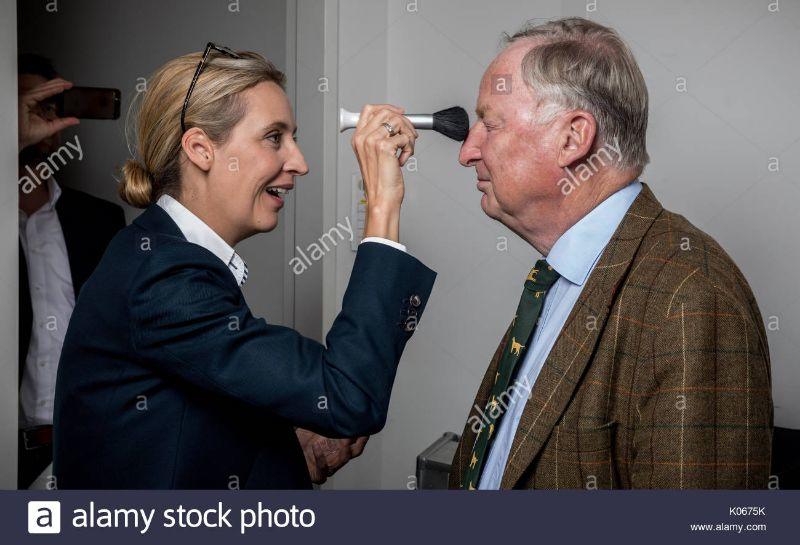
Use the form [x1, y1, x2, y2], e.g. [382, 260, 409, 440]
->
[338, 108, 433, 132]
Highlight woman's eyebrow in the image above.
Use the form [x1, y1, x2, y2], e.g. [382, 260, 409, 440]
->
[261, 121, 297, 134]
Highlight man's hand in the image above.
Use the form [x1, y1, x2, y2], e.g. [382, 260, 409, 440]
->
[19, 78, 79, 150]
[295, 428, 369, 485]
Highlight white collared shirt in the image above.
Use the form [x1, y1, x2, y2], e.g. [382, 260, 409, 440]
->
[156, 195, 250, 286]
[477, 180, 643, 489]
[156, 194, 406, 288]
[19, 177, 75, 427]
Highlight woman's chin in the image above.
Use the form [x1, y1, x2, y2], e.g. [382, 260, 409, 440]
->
[253, 217, 279, 234]
[252, 196, 283, 232]
[241, 213, 278, 238]
[260, 209, 281, 231]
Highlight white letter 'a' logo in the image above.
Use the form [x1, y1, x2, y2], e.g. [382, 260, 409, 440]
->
[28, 501, 61, 534]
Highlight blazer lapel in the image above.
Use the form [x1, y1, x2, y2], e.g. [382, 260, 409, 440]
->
[54, 188, 84, 298]
[19, 242, 32, 387]
[499, 183, 664, 488]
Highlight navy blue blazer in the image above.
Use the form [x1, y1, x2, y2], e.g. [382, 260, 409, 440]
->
[53, 203, 436, 489]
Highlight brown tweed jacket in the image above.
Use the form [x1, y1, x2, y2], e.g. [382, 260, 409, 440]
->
[449, 184, 773, 489]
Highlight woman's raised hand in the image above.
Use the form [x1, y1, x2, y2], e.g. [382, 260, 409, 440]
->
[350, 104, 418, 243]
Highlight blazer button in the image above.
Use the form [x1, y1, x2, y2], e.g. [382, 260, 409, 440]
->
[409, 294, 421, 307]
[404, 316, 417, 332]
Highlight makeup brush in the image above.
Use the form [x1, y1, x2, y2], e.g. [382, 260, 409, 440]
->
[338, 106, 469, 142]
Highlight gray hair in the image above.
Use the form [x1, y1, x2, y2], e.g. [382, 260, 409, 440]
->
[504, 17, 649, 170]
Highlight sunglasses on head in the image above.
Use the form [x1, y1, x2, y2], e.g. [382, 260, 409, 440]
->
[180, 42, 242, 134]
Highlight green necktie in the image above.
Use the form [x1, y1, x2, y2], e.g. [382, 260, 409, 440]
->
[463, 259, 560, 490]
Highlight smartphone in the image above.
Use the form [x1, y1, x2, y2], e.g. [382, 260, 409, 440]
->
[48, 86, 121, 120]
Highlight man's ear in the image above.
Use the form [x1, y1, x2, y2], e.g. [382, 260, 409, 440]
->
[181, 127, 214, 172]
[556, 110, 597, 168]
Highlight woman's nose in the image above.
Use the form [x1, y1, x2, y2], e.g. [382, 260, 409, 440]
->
[287, 146, 309, 176]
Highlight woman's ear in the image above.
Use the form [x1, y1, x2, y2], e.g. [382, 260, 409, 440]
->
[181, 127, 214, 172]
[556, 110, 597, 169]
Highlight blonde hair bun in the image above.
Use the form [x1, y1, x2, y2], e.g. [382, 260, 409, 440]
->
[119, 159, 154, 209]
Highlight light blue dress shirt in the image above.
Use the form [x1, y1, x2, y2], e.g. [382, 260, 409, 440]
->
[478, 180, 642, 489]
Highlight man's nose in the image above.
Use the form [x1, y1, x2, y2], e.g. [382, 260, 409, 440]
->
[458, 124, 482, 167]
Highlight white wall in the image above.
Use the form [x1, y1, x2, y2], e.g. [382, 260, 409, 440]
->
[0, 0, 18, 489]
[329, 0, 800, 489]
[325, 0, 390, 490]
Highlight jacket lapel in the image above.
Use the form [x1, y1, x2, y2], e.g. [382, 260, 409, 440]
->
[499, 183, 664, 488]
[54, 187, 84, 298]
[19, 242, 32, 387]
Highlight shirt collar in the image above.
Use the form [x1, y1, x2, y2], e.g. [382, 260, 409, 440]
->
[155, 194, 248, 287]
[546, 180, 642, 286]
[18, 177, 62, 221]
[46, 177, 62, 210]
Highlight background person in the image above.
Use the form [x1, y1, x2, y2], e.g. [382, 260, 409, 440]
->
[17, 53, 126, 489]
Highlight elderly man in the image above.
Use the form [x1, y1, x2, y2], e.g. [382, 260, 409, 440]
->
[449, 17, 772, 490]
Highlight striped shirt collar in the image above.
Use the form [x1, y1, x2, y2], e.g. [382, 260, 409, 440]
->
[155, 194, 248, 287]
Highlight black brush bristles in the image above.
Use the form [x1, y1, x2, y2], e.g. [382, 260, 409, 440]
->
[432, 106, 469, 141]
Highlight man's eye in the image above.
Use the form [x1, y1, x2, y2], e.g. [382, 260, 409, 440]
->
[265, 133, 281, 144]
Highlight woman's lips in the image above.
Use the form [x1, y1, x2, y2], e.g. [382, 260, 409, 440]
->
[264, 190, 284, 207]
[264, 185, 292, 208]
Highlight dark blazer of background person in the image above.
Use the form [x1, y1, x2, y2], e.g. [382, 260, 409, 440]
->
[53, 203, 436, 489]
[19, 185, 126, 383]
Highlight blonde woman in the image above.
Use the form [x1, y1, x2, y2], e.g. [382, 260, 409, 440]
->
[52, 43, 436, 489]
